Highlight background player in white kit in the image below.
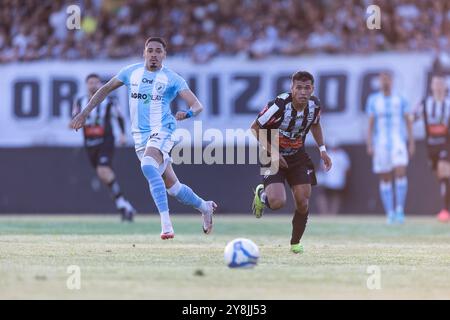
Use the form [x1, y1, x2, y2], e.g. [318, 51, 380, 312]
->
[70, 37, 217, 239]
[366, 72, 415, 224]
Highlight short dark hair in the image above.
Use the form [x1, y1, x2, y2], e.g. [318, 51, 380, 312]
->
[292, 71, 314, 84]
[85, 73, 100, 82]
[145, 37, 167, 49]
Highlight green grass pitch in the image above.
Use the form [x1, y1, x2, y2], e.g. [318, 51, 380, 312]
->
[0, 214, 449, 299]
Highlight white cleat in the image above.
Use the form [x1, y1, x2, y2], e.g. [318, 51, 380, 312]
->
[161, 222, 174, 240]
[202, 201, 217, 235]
[120, 200, 137, 222]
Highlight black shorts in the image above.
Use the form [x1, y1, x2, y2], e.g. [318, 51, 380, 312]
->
[428, 144, 450, 171]
[262, 149, 317, 188]
[85, 139, 114, 168]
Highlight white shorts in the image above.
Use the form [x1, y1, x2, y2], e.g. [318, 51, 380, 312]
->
[372, 141, 408, 174]
[135, 130, 174, 175]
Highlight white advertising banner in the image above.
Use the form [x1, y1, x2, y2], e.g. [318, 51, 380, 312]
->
[0, 53, 435, 147]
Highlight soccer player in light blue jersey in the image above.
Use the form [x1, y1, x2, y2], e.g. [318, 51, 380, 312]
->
[71, 37, 217, 239]
[366, 72, 415, 224]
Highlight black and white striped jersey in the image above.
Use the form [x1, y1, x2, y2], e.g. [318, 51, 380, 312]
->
[256, 92, 321, 156]
[74, 96, 117, 146]
[419, 96, 450, 146]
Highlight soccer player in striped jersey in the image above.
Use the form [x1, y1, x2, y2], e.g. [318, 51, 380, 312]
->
[251, 71, 332, 254]
[366, 72, 415, 224]
[71, 37, 217, 239]
[414, 74, 450, 222]
[72, 73, 136, 221]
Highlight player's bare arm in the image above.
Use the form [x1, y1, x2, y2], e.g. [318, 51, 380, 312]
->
[69, 100, 81, 128]
[405, 113, 415, 156]
[366, 115, 375, 156]
[70, 77, 124, 130]
[250, 120, 288, 169]
[175, 89, 204, 120]
[311, 122, 332, 171]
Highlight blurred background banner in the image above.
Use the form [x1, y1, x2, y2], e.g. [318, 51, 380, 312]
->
[1, 0, 450, 215]
[0, 53, 434, 147]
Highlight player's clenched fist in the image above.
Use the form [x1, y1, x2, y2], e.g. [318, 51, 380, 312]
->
[175, 111, 187, 120]
[320, 151, 332, 172]
[70, 112, 87, 131]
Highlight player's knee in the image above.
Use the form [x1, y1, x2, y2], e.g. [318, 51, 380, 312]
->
[437, 161, 450, 178]
[268, 197, 286, 210]
[394, 166, 407, 178]
[166, 181, 182, 197]
[295, 198, 309, 214]
[96, 166, 112, 182]
[140, 156, 160, 179]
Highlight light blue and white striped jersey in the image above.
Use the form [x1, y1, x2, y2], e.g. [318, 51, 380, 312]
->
[116, 63, 189, 149]
[366, 91, 409, 146]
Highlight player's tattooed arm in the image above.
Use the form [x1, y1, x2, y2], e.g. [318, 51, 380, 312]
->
[70, 78, 123, 130]
[176, 89, 203, 120]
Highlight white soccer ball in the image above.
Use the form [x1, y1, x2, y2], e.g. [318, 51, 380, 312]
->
[224, 238, 259, 268]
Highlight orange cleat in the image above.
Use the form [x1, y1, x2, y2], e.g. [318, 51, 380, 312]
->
[437, 209, 450, 222]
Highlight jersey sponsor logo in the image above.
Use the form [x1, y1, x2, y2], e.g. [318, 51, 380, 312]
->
[155, 82, 166, 94]
[428, 124, 448, 137]
[306, 169, 313, 175]
[279, 135, 303, 149]
[84, 125, 105, 137]
[130, 92, 162, 101]
[142, 78, 153, 84]
[131, 92, 148, 99]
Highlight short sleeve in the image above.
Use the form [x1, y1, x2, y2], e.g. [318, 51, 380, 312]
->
[365, 94, 375, 116]
[173, 74, 189, 94]
[401, 96, 410, 115]
[256, 100, 283, 129]
[116, 65, 131, 86]
[412, 99, 425, 121]
[313, 110, 321, 124]
[310, 96, 321, 124]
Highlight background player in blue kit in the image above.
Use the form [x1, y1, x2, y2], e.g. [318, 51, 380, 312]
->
[366, 72, 415, 224]
[70, 37, 217, 239]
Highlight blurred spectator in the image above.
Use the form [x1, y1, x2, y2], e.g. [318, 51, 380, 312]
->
[0, 0, 449, 63]
[315, 140, 351, 215]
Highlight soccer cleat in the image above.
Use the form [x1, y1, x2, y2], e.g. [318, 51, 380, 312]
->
[395, 210, 405, 224]
[290, 243, 304, 254]
[437, 209, 450, 222]
[252, 184, 265, 218]
[161, 222, 174, 240]
[160, 231, 175, 240]
[202, 201, 217, 234]
[119, 199, 136, 222]
[386, 212, 395, 225]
